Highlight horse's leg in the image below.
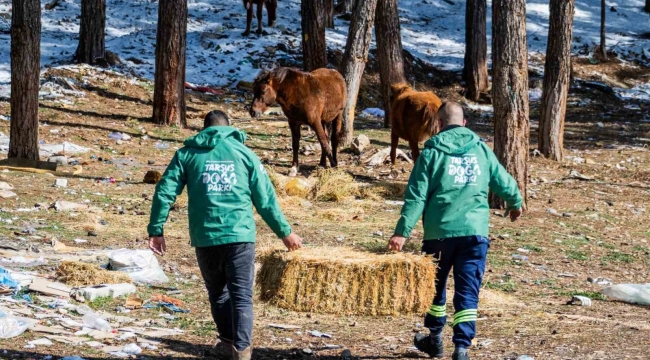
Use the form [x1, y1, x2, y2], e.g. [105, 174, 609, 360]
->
[243, 1, 253, 36]
[319, 121, 331, 167]
[256, 1, 264, 35]
[312, 121, 333, 168]
[408, 140, 421, 163]
[331, 113, 343, 167]
[390, 131, 399, 166]
[289, 121, 301, 177]
[266, 0, 277, 27]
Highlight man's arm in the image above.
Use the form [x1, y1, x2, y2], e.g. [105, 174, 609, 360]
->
[486, 146, 523, 214]
[147, 153, 186, 252]
[390, 148, 434, 250]
[248, 153, 296, 244]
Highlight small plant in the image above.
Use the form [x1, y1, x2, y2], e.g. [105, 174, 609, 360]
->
[566, 250, 589, 261]
[523, 245, 543, 253]
[601, 252, 634, 263]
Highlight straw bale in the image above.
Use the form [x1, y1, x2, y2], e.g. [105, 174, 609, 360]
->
[311, 169, 359, 202]
[56, 261, 132, 287]
[257, 247, 436, 316]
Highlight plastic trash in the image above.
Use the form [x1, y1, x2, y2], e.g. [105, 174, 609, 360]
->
[108, 132, 131, 141]
[600, 284, 650, 306]
[285, 178, 311, 197]
[511, 254, 529, 262]
[61, 357, 87, 360]
[154, 141, 170, 150]
[108, 249, 169, 284]
[0, 311, 32, 338]
[81, 310, 112, 332]
[0, 267, 19, 289]
[122, 343, 142, 355]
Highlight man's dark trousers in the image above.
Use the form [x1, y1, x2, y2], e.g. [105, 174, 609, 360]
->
[422, 235, 489, 348]
[196, 242, 255, 351]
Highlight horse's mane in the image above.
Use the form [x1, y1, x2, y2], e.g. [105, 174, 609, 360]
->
[255, 67, 311, 85]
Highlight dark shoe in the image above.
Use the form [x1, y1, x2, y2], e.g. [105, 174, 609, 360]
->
[413, 333, 444, 358]
[452, 348, 470, 360]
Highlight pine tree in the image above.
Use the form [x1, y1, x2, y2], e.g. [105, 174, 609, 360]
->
[301, 0, 328, 71]
[376, 0, 406, 128]
[76, 0, 106, 64]
[463, 0, 488, 101]
[9, 0, 41, 160]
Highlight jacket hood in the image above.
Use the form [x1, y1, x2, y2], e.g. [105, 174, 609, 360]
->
[183, 126, 246, 149]
[425, 126, 480, 155]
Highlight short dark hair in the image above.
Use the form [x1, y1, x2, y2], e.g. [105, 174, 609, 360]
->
[204, 110, 230, 129]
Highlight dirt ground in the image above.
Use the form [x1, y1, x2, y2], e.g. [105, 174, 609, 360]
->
[0, 56, 648, 360]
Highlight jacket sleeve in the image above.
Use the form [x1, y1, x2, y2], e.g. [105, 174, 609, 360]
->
[486, 145, 523, 212]
[394, 148, 435, 238]
[248, 152, 292, 239]
[148, 152, 186, 237]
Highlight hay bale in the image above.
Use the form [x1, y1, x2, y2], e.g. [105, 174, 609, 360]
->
[257, 247, 436, 316]
[311, 169, 359, 202]
[56, 261, 132, 287]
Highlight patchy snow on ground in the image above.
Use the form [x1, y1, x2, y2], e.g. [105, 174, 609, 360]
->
[0, 0, 648, 92]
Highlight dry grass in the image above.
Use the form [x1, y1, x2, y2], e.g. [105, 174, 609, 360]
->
[310, 168, 359, 202]
[358, 181, 407, 201]
[257, 247, 436, 316]
[56, 261, 132, 287]
[266, 165, 286, 196]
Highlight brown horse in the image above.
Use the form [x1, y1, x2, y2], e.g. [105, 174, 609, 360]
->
[249, 67, 347, 176]
[243, 0, 277, 36]
[389, 83, 443, 164]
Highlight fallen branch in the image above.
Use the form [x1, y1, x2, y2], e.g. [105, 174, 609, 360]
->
[364, 147, 412, 166]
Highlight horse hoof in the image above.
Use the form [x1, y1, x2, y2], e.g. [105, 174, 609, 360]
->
[242, 31, 251, 37]
[256, 29, 263, 35]
[288, 167, 298, 177]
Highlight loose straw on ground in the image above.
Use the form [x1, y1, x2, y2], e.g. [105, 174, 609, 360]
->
[56, 260, 132, 286]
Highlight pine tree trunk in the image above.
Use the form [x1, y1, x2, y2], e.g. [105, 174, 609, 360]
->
[338, 0, 357, 14]
[598, 0, 607, 60]
[325, 0, 335, 28]
[76, 0, 106, 64]
[646, 0, 650, 13]
[339, 0, 378, 145]
[463, 0, 488, 101]
[376, 0, 406, 129]
[152, 0, 187, 127]
[301, 0, 328, 71]
[539, 0, 574, 162]
[9, 0, 41, 161]
[490, 0, 529, 210]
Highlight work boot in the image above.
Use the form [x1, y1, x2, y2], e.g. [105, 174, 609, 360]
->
[414, 333, 444, 358]
[232, 346, 252, 360]
[452, 347, 470, 360]
[208, 338, 233, 359]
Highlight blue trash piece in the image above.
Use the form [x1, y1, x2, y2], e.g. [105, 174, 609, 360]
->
[0, 267, 19, 289]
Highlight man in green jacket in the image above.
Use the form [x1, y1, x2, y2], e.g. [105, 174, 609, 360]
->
[148, 110, 302, 360]
[388, 102, 522, 360]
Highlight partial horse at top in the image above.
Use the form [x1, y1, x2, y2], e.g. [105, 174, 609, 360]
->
[242, 0, 277, 36]
[249, 67, 347, 177]
[389, 83, 443, 164]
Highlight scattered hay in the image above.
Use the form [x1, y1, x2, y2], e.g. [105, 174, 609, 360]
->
[266, 165, 287, 196]
[56, 261, 132, 287]
[257, 247, 436, 316]
[310, 168, 359, 202]
[359, 181, 407, 201]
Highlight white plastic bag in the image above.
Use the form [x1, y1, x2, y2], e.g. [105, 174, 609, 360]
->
[108, 249, 168, 284]
[0, 311, 32, 338]
[601, 283, 650, 306]
[76, 305, 112, 332]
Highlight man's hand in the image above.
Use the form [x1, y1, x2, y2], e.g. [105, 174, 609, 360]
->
[388, 235, 407, 252]
[282, 233, 302, 251]
[149, 236, 167, 256]
[509, 208, 522, 222]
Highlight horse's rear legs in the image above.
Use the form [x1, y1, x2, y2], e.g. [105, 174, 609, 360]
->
[390, 132, 399, 166]
[313, 121, 335, 168]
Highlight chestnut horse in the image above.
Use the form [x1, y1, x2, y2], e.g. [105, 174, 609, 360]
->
[389, 83, 443, 164]
[249, 67, 346, 176]
[243, 0, 277, 36]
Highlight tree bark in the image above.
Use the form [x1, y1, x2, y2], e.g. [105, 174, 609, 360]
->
[301, 0, 328, 71]
[325, 0, 335, 28]
[376, 0, 406, 128]
[598, 0, 607, 60]
[9, 0, 41, 161]
[490, 0, 529, 210]
[463, 0, 488, 101]
[539, 0, 574, 162]
[76, 0, 106, 64]
[338, 0, 358, 14]
[646, 0, 650, 13]
[339, 0, 378, 145]
[152, 0, 187, 127]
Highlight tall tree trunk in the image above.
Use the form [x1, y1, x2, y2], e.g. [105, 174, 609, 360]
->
[539, 0, 574, 162]
[152, 0, 187, 127]
[490, 0, 529, 210]
[598, 0, 607, 60]
[339, 0, 378, 145]
[9, 0, 41, 161]
[463, 0, 488, 101]
[325, 0, 335, 28]
[338, 0, 357, 14]
[376, 0, 406, 128]
[76, 0, 106, 64]
[301, 0, 328, 71]
[646, 0, 650, 13]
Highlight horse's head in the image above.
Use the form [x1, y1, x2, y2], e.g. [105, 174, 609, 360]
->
[250, 70, 277, 119]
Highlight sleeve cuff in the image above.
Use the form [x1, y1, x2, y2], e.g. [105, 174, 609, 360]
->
[148, 225, 163, 237]
[274, 225, 292, 239]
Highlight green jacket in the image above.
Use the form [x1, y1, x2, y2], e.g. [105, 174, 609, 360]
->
[147, 126, 292, 247]
[394, 126, 522, 240]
